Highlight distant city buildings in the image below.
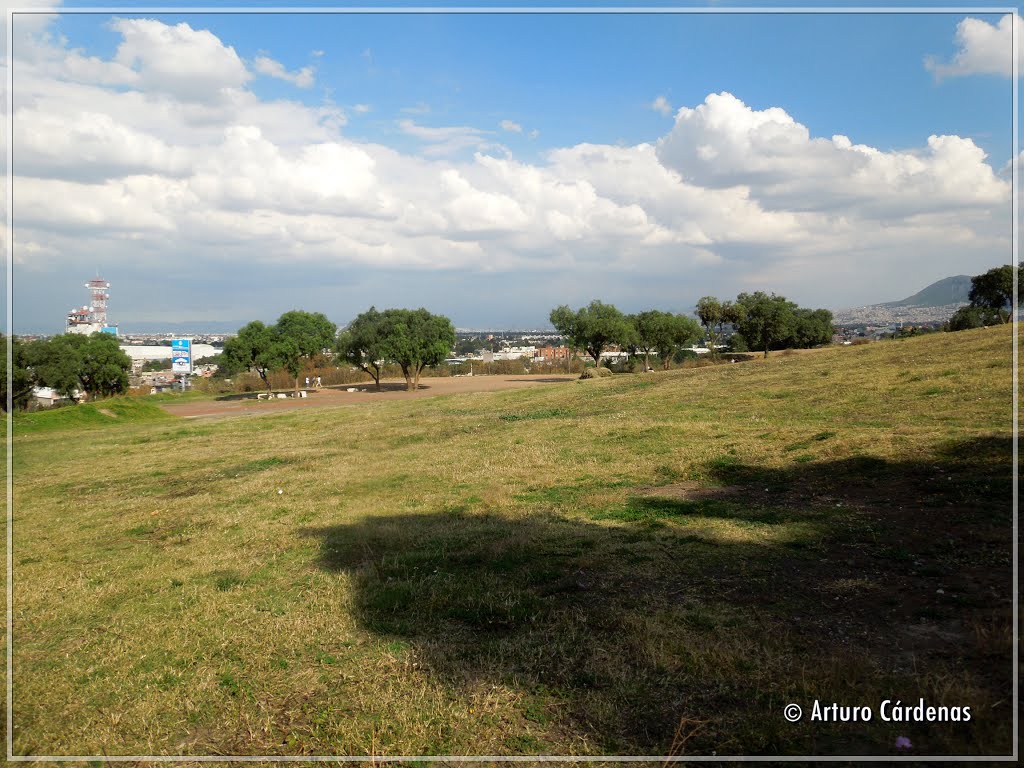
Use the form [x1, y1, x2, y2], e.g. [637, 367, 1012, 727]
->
[481, 345, 537, 362]
[832, 302, 965, 326]
[535, 345, 572, 362]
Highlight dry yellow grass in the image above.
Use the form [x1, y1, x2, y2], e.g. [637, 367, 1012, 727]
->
[7, 324, 1015, 758]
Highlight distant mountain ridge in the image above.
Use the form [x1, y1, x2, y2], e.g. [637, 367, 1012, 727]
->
[878, 275, 972, 308]
[833, 274, 972, 325]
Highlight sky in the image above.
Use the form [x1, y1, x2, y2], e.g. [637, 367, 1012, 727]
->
[4, 1, 1019, 332]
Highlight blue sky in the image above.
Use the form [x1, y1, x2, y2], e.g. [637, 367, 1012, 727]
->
[7, 1, 1019, 332]
[46, 6, 1012, 159]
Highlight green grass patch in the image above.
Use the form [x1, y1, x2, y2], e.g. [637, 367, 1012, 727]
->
[500, 407, 575, 422]
[13, 396, 174, 434]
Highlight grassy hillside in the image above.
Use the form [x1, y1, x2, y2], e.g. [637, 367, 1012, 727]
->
[10, 326, 1014, 757]
[11, 395, 177, 435]
[10, 387, 226, 436]
[879, 275, 971, 308]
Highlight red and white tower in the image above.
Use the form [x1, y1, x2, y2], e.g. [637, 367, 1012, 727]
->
[66, 276, 116, 335]
[85, 276, 110, 326]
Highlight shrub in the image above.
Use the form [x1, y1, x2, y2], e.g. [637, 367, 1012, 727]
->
[579, 366, 613, 380]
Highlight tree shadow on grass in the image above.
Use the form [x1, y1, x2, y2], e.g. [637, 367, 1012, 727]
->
[298, 435, 1013, 756]
[704, 434, 1013, 516]
[214, 382, 435, 399]
[301, 509, 777, 754]
[338, 381, 434, 393]
[506, 377, 577, 383]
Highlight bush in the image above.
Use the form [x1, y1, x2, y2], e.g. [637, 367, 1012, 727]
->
[579, 366, 613, 380]
[673, 349, 699, 364]
[948, 305, 1002, 331]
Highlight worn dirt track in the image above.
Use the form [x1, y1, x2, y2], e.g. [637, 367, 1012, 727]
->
[160, 375, 577, 419]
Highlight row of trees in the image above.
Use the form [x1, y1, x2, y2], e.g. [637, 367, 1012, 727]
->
[220, 311, 337, 392]
[88, 266, 1020, 401]
[1, 332, 132, 411]
[726, 292, 833, 357]
[11, 262, 1008, 412]
[549, 293, 834, 367]
[220, 308, 457, 393]
[549, 302, 703, 371]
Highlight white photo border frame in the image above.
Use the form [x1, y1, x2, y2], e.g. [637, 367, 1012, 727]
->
[5, 4, 1019, 762]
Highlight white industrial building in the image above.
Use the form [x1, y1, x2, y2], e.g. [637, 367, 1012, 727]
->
[480, 346, 537, 362]
[119, 344, 221, 362]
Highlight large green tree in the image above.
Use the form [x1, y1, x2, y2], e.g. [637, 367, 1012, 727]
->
[695, 296, 722, 352]
[695, 297, 745, 358]
[220, 321, 278, 391]
[275, 310, 338, 391]
[24, 336, 83, 398]
[658, 314, 702, 370]
[630, 310, 702, 371]
[786, 308, 835, 349]
[968, 265, 1014, 323]
[549, 300, 634, 365]
[735, 292, 798, 358]
[337, 307, 389, 390]
[22, 333, 130, 400]
[77, 333, 132, 397]
[267, 333, 304, 393]
[378, 308, 456, 391]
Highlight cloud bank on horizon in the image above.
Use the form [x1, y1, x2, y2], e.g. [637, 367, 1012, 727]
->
[6, 10, 1016, 331]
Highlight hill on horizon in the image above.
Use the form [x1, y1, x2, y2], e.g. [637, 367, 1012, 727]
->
[877, 275, 971, 308]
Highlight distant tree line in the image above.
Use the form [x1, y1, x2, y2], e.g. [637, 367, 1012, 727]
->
[218, 307, 456, 393]
[30, 263, 1017, 412]
[549, 293, 834, 370]
[728, 292, 834, 358]
[1, 332, 132, 411]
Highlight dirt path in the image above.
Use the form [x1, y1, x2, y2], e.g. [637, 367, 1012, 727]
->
[160, 375, 576, 419]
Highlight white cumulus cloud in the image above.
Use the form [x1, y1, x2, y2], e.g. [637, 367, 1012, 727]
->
[8, 17, 1013, 324]
[110, 18, 251, 103]
[926, 13, 1022, 79]
[656, 91, 1007, 218]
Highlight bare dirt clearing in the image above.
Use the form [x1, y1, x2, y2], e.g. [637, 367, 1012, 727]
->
[160, 374, 577, 419]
